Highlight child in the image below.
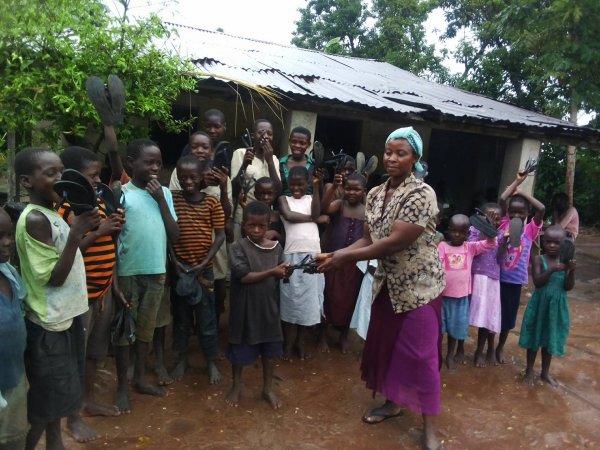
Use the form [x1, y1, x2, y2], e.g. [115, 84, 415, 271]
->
[14, 148, 101, 450]
[278, 166, 325, 360]
[203, 109, 232, 172]
[115, 139, 179, 413]
[57, 146, 126, 440]
[438, 214, 496, 369]
[169, 155, 225, 384]
[469, 203, 503, 367]
[226, 201, 289, 409]
[279, 126, 315, 196]
[495, 173, 545, 364]
[231, 119, 282, 239]
[169, 131, 233, 333]
[318, 173, 366, 353]
[519, 225, 575, 386]
[254, 177, 284, 243]
[0, 208, 28, 450]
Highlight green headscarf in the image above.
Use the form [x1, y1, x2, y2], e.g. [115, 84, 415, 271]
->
[385, 126, 424, 173]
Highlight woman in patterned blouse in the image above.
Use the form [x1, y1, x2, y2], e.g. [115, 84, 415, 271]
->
[318, 127, 445, 450]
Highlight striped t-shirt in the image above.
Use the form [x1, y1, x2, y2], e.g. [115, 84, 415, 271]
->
[57, 199, 116, 300]
[171, 191, 225, 267]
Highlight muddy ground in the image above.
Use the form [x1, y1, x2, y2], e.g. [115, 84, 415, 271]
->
[61, 232, 600, 450]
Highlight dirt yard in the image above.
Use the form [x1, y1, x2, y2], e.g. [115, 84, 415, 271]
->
[62, 231, 600, 450]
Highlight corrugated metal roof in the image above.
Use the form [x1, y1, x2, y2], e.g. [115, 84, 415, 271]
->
[168, 24, 599, 141]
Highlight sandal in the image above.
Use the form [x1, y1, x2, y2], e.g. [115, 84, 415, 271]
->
[107, 74, 125, 125]
[361, 408, 403, 425]
[469, 211, 498, 237]
[363, 155, 378, 176]
[86, 76, 115, 126]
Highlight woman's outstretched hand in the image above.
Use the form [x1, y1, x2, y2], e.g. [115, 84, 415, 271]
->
[316, 252, 345, 272]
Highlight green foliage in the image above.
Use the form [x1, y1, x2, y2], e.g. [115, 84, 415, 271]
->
[292, 0, 448, 80]
[535, 144, 600, 226]
[0, 0, 197, 151]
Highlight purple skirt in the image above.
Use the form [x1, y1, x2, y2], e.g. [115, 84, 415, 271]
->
[361, 286, 442, 416]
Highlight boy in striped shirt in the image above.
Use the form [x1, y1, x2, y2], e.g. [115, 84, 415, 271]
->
[57, 146, 126, 441]
[169, 155, 226, 383]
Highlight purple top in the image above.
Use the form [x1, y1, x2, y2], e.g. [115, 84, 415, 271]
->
[324, 211, 364, 253]
[469, 226, 501, 280]
[498, 215, 542, 285]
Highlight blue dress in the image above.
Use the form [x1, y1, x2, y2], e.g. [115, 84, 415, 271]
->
[519, 256, 570, 356]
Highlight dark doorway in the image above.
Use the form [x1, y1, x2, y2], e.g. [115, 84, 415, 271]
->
[427, 130, 506, 215]
[150, 106, 195, 167]
[314, 116, 362, 158]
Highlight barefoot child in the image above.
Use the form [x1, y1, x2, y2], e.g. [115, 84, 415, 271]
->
[57, 147, 126, 440]
[278, 166, 325, 360]
[519, 225, 575, 386]
[438, 214, 496, 369]
[15, 148, 101, 450]
[496, 173, 545, 364]
[469, 203, 503, 367]
[115, 139, 179, 413]
[319, 173, 365, 353]
[226, 201, 289, 409]
[169, 155, 225, 384]
[0, 208, 28, 450]
[254, 177, 284, 244]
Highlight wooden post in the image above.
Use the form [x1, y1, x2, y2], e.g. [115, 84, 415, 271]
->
[565, 100, 578, 204]
[7, 130, 16, 202]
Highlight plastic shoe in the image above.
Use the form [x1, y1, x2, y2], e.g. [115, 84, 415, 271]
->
[508, 217, 523, 247]
[53, 180, 97, 215]
[469, 213, 498, 238]
[356, 152, 366, 174]
[363, 155, 378, 176]
[560, 239, 575, 263]
[312, 141, 325, 169]
[107, 75, 125, 125]
[86, 76, 115, 126]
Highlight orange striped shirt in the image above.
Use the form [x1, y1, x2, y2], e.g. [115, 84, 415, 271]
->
[57, 199, 116, 300]
[171, 192, 225, 267]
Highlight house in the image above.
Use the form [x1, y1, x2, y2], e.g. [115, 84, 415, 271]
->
[157, 24, 600, 213]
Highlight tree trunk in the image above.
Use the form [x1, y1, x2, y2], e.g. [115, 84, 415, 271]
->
[565, 99, 578, 204]
[7, 130, 17, 202]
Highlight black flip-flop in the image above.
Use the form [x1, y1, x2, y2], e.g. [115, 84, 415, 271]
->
[361, 408, 403, 425]
[107, 74, 125, 125]
[559, 239, 575, 263]
[54, 180, 96, 215]
[60, 169, 97, 201]
[86, 76, 114, 126]
[97, 182, 118, 215]
[509, 217, 523, 247]
[470, 213, 498, 238]
[311, 141, 325, 169]
[356, 151, 366, 174]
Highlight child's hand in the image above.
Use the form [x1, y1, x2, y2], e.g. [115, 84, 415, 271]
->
[211, 167, 229, 189]
[552, 262, 566, 272]
[333, 173, 344, 186]
[238, 191, 248, 209]
[485, 209, 500, 228]
[264, 230, 279, 241]
[97, 213, 125, 237]
[566, 259, 577, 271]
[272, 263, 291, 279]
[146, 179, 165, 202]
[114, 289, 131, 309]
[71, 208, 102, 237]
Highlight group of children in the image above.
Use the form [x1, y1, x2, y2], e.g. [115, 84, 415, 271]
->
[0, 105, 579, 449]
[439, 171, 577, 388]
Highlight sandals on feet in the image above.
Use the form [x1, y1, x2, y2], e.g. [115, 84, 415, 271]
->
[361, 408, 403, 425]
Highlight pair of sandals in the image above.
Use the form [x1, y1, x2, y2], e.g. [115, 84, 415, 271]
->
[85, 74, 125, 126]
[356, 151, 378, 177]
[311, 142, 378, 177]
[54, 169, 120, 216]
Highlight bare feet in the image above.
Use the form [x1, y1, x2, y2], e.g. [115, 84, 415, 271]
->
[170, 359, 186, 381]
[295, 345, 311, 361]
[262, 390, 282, 409]
[485, 349, 496, 366]
[317, 337, 330, 353]
[454, 351, 465, 366]
[474, 351, 486, 368]
[132, 381, 166, 397]
[445, 354, 456, 370]
[282, 345, 293, 361]
[496, 348, 508, 364]
[541, 372, 559, 387]
[523, 371, 537, 386]
[225, 385, 241, 407]
[114, 386, 131, 414]
[339, 334, 349, 354]
[155, 364, 174, 386]
[67, 417, 102, 443]
[207, 361, 222, 384]
[82, 401, 121, 417]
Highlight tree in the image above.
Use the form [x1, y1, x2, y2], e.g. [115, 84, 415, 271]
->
[291, 0, 371, 56]
[441, 0, 600, 201]
[0, 0, 197, 153]
[292, 0, 448, 80]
